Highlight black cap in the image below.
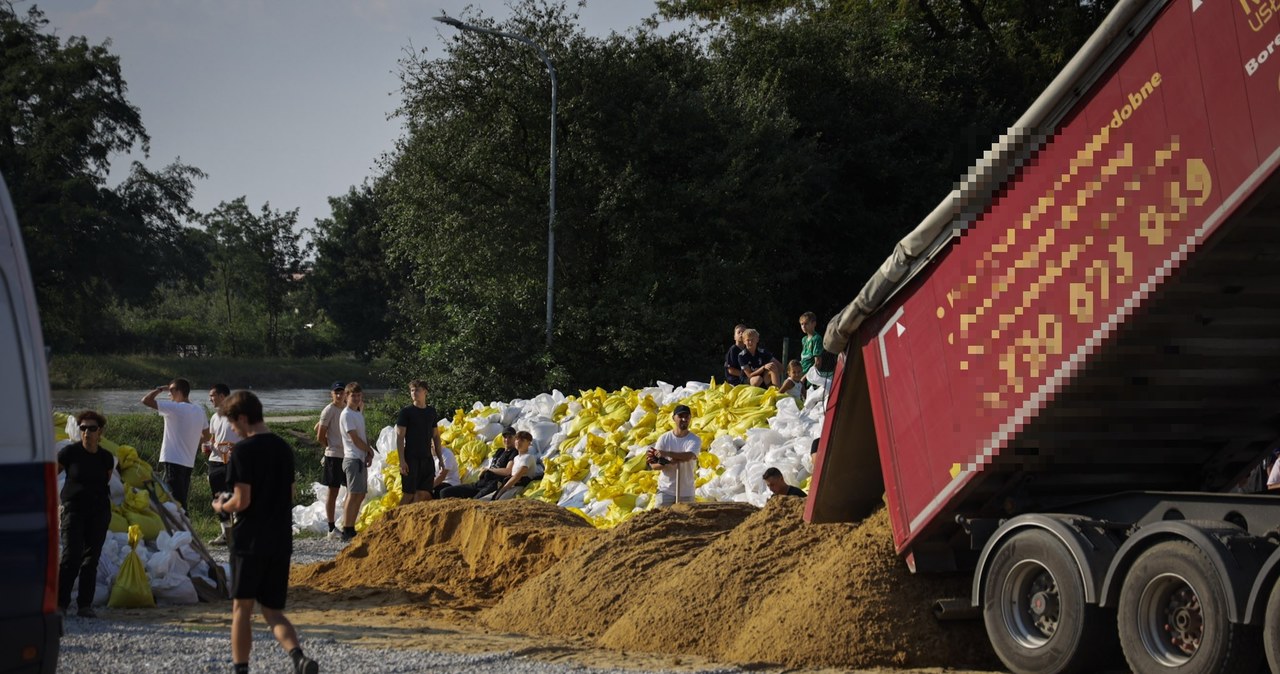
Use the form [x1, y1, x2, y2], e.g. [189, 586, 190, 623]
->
[331, 381, 346, 391]
[673, 404, 692, 416]
[502, 426, 517, 436]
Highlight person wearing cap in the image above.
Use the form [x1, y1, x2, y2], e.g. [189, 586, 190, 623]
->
[647, 404, 702, 507]
[315, 382, 347, 538]
[202, 383, 241, 545]
[439, 427, 518, 499]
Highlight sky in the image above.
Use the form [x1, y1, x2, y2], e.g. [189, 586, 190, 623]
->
[39, 0, 675, 233]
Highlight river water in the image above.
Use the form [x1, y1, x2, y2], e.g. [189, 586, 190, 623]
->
[50, 388, 391, 415]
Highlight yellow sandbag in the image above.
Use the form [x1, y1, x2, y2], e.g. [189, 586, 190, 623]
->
[108, 509, 128, 533]
[125, 509, 163, 541]
[108, 525, 155, 608]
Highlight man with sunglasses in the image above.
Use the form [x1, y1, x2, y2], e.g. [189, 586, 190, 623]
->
[142, 377, 208, 510]
[56, 410, 117, 618]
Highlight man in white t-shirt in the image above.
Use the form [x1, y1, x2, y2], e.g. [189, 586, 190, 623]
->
[432, 446, 461, 498]
[315, 382, 347, 539]
[338, 382, 376, 542]
[647, 404, 701, 507]
[201, 383, 241, 545]
[492, 431, 538, 500]
[142, 377, 208, 510]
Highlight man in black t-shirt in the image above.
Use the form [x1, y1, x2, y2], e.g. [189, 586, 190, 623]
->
[762, 467, 807, 499]
[57, 410, 117, 618]
[213, 391, 318, 674]
[396, 379, 443, 506]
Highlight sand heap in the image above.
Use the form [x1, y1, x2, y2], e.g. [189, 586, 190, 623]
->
[295, 497, 998, 670]
[292, 499, 595, 608]
[481, 498, 997, 670]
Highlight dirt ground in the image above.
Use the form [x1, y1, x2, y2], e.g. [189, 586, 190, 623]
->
[125, 498, 1005, 674]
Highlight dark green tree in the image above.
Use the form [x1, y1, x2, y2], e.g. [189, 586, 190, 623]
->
[308, 184, 400, 358]
[203, 198, 306, 356]
[0, 3, 205, 351]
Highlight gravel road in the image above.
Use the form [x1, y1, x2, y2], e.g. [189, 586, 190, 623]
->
[59, 536, 742, 674]
[57, 615, 746, 674]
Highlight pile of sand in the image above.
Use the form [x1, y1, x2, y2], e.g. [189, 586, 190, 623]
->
[292, 499, 595, 610]
[294, 498, 998, 670]
[483, 499, 996, 670]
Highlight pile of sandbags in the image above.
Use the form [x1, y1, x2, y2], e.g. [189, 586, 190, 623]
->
[292, 380, 827, 533]
[53, 413, 222, 606]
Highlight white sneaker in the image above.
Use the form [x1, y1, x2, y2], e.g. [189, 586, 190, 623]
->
[326, 529, 342, 541]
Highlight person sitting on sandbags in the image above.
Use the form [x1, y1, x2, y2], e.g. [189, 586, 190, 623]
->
[438, 426, 518, 499]
[490, 431, 537, 501]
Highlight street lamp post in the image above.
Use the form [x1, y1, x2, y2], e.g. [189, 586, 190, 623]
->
[434, 15, 558, 347]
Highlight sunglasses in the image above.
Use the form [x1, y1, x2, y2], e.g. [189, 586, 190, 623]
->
[79, 425, 100, 433]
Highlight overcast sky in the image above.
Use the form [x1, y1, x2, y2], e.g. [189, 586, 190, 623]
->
[39, 0, 673, 233]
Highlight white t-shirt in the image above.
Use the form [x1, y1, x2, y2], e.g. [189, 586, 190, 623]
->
[156, 400, 208, 468]
[206, 411, 241, 464]
[319, 403, 345, 458]
[655, 431, 701, 498]
[782, 378, 805, 402]
[511, 452, 538, 478]
[1267, 457, 1280, 490]
[339, 407, 368, 461]
[436, 447, 461, 487]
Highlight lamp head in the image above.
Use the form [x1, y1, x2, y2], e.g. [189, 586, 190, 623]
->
[433, 15, 464, 28]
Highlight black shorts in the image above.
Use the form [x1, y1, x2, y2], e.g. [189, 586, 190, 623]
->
[208, 462, 228, 496]
[401, 453, 435, 494]
[321, 456, 345, 488]
[231, 552, 290, 610]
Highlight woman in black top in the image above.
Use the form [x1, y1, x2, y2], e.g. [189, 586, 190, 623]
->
[56, 410, 116, 618]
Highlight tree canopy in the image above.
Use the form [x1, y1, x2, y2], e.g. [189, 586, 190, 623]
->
[5, 0, 1118, 408]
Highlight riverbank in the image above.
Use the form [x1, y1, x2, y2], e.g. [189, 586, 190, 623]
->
[48, 354, 393, 390]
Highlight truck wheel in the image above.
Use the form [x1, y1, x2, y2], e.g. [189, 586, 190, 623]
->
[1118, 540, 1262, 674]
[982, 529, 1114, 674]
[1259, 574, 1280, 672]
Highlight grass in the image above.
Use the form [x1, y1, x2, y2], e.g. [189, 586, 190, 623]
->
[101, 397, 399, 541]
[48, 354, 394, 390]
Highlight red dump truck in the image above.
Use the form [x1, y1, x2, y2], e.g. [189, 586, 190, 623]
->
[806, 0, 1280, 672]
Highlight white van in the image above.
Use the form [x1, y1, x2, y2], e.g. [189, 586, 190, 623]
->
[0, 173, 59, 672]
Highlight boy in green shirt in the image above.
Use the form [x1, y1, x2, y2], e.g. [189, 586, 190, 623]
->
[799, 311, 824, 375]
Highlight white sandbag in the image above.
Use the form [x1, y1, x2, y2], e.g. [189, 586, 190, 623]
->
[556, 480, 588, 509]
[152, 574, 198, 605]
[499, 404, 521, 428]
[376, 426, 398, 455]
[476, 422, 503, 443]
[530, 421, 559, 451]
[108, 470, 125, 505]
[64, 417, 80, 442]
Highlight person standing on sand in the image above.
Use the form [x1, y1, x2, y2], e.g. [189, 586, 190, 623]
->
[396, 379, 443, 506]
[142, 377, 208, 509]
[647, 404, 701, 507]
[214, 391, 319, 674]
[339, 382, 376, 542]
[315, 382, 347, 539]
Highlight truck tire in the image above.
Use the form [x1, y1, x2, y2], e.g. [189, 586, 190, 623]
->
[1261, 574, 1280, 672]
[982, 529, 1115, 674]
[1117, 540, 1262, 674]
